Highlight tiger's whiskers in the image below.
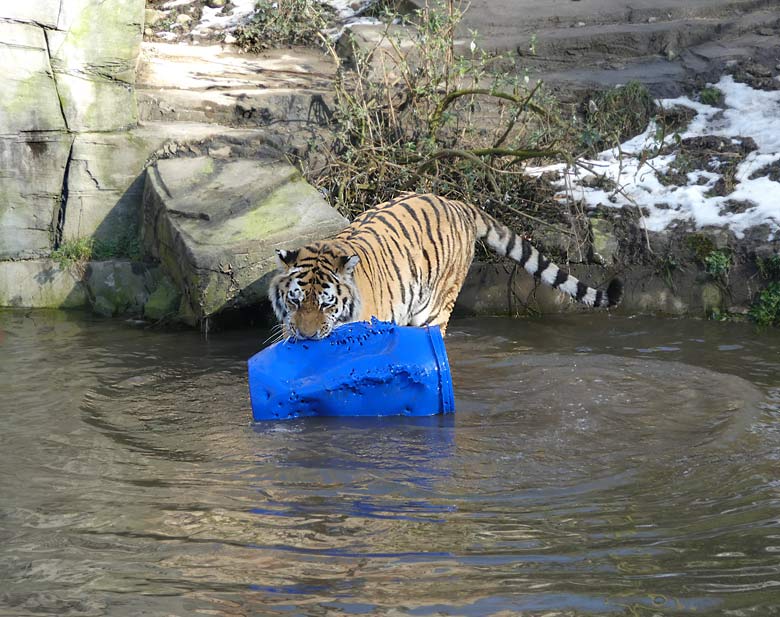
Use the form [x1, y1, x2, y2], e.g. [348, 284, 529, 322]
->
[263, 324, 286, 346]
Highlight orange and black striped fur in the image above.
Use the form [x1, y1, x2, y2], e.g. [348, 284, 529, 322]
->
[269, 193, 621, 339]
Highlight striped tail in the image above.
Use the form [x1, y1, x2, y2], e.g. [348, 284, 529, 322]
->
[475, 210, 622, 308]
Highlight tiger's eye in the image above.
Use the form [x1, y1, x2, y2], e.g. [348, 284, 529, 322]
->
[288, 292, 303, 307]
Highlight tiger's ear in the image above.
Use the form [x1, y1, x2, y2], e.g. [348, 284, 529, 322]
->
[338, 254, 360, 276]
[275, 249, 299, 269]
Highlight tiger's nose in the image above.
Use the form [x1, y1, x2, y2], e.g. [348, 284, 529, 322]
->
[293, 315, 322, 339]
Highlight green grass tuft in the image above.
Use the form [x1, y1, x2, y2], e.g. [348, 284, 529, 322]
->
[51, 238, 93, 269]
[51, 231, 142, 271]
[699, 86, 723, 106]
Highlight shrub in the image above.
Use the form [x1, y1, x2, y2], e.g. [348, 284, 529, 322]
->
[93, 234, 142, 262]
[756, 254, 780, 280]
[580, 81, 656, 154]
[314, 0, 568, 220]
[234, 0, 333, 51]
[703, 249, 731, 278]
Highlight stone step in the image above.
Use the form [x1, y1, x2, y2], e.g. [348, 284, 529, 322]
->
[401, 0, 780, 98]
[342, 5, 779, 100]
[406, 0, 780, 42]
[136, 42, 337, 128]
[515, 8, 780, 61]
[519, 8, 780, 97]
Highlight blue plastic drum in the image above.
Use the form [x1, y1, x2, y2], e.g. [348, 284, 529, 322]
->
[248, 319, 455, 421]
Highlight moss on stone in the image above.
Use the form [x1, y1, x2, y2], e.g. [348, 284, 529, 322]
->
[86, 261, 152, 317]
[198, 157, 215, 176]
[51, 0, 143, 131]
[590, 219, 619, 264]
[92, 295, 117, 317]
[0, 260, 87, 309]
[177, 294, 199, 326]
[686, 234, 716, 263]
[2, 71, 67, 133]
[56, 74, 138, 131]
[65, 1, 142, 75]
[207, 182, 303, 246]
[701, 283, 723, 315]
[199, 272, 238, 317]
[144, 275, 180, 321]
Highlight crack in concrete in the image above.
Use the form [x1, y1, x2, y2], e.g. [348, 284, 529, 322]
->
[42, 28, 69, 133]
[53, 140, 74, 250]
[41, 18, 74, 252]
[77, 160, 102, 190]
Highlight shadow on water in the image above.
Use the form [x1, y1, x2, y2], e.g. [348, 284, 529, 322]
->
[1, 309, 779, 616]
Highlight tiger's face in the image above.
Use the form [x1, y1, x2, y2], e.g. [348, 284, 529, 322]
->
[268, 246, 361, 340]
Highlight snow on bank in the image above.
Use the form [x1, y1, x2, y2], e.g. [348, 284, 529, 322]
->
[324, 1, 382, 39]
[325, 0, 373, 20]
[530, 76, 780, 239]
[192, 0, 256, 38]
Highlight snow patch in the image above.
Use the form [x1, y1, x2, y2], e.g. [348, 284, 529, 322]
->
[326, 0, 373, 19]
[163, 0, 197, 8]
[191, 0, 256, 37]
[530, 76, 780, 239]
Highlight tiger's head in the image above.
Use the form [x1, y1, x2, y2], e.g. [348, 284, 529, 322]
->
[268, 244, 361, 340]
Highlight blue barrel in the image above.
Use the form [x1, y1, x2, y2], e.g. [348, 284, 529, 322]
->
[247, 319, 455, 421]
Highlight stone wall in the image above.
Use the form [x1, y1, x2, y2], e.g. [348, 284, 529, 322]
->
[0, 0, 144, 260]
[0, 4, 349, 321]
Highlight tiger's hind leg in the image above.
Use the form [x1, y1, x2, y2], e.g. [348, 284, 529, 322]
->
[427, 287, 461, 337]
[426, 254, 474, 337]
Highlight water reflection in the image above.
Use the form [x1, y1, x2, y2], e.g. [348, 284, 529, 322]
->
[1, 310, 779, 616]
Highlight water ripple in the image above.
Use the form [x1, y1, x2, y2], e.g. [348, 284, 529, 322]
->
[1, 311, 779, 615]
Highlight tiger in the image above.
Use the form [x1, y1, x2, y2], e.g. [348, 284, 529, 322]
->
[269, 193, 622, 340]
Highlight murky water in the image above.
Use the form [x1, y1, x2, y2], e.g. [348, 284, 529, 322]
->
[1, 310, 779, 616]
